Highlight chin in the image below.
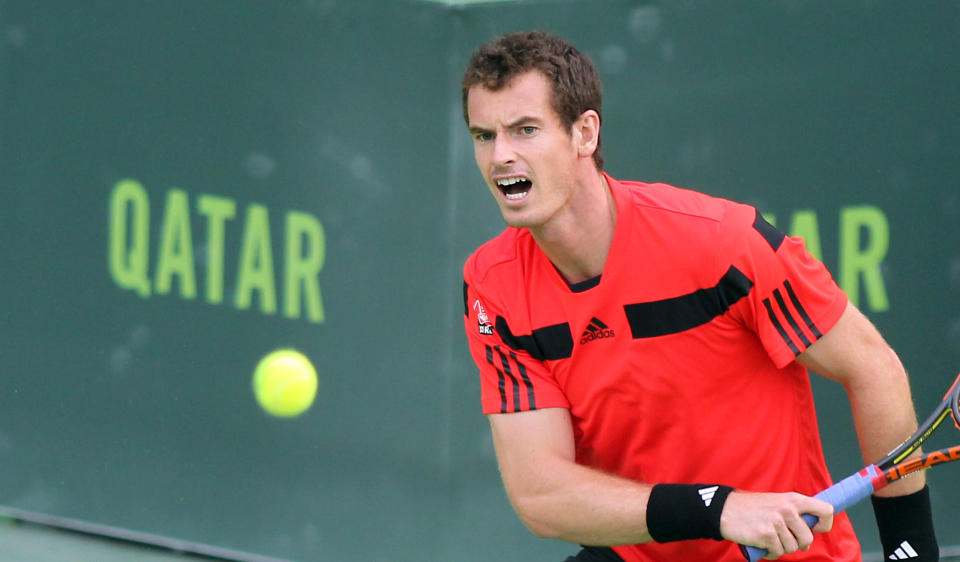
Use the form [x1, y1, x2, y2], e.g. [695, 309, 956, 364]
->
[499, 210, 539, 230]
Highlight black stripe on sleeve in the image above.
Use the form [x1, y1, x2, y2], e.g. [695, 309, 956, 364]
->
[463, 281, 469, 316]
[763, 297, 800, 356]
[783, 280, 823, 339]
[752, 209, 785, 251]
[773, 288, 812, 348]
[486, 345, 508, 413]
[496, 346, 521, 413]
[624, 266, 754, 338]
[510, 351, 536, 410]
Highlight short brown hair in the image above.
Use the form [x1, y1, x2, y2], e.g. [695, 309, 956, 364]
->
[461, 31, 604, 170]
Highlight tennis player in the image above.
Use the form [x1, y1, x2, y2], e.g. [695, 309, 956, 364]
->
[460, 31, 938, 561]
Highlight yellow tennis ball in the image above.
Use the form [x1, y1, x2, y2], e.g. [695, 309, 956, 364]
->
[252, 349, 318, 417]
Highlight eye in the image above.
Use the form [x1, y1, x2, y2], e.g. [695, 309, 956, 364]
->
[519, 126, 537, 136]
[473, 131, 493, 142]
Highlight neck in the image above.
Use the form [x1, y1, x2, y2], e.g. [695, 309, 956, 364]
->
[530, 171, 617, 285]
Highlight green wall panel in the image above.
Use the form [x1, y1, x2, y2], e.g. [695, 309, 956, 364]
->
[1, 1, 958, 559]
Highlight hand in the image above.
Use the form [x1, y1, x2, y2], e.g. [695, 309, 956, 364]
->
[720, 491, 834, 559]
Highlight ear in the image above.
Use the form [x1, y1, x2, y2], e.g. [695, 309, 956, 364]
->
[572, 109, 601, 159]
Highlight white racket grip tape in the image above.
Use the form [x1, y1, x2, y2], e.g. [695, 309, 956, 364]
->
[742, 464, 883, 561]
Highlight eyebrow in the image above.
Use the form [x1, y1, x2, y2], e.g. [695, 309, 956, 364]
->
[468, 116, 544, 136]
[468, 125, 491, 136]
[507, 116, 543, 128]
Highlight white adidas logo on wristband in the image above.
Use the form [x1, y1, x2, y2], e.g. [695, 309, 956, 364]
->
[698, 486, 719, 507]
[889, 540, 919, 559]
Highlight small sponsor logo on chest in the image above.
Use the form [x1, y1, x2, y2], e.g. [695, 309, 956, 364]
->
[580, 317, 615, 345]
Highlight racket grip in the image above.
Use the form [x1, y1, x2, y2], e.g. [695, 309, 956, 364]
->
[741, 465, 882, 561]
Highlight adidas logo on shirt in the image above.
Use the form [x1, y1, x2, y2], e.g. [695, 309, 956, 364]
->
[580, 317, 615, 345]
[889, 541, 919, 559]
[698, 486, 719, 507]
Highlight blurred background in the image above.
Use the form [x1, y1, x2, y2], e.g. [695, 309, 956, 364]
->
[1, 0, 958, 560]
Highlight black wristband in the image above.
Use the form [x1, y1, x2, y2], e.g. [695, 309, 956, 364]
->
[646, 483, 733, 543]
[871, 485, 939, 561]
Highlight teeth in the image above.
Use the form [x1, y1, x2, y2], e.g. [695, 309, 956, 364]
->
[496, 176, 528, 187]
[505, 192, 526, 200]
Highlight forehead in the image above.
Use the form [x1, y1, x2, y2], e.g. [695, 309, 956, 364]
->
[466, 71, 557, 127]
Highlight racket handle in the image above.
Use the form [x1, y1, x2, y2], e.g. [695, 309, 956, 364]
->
[741, 465, 882, 561]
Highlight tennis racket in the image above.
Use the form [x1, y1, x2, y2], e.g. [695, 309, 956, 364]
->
[742, 372, 960, 561]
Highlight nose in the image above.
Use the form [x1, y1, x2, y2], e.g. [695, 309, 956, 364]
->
[491, 133, 516, 166]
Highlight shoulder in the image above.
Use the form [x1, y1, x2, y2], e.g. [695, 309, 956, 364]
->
[615, 178, 742, 222]
[612, 177, 757, 238]
[463, 227, 532, 289]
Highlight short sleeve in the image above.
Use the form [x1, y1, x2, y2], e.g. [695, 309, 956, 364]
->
[462, 256, 569, 415]
[724, 205, 849, 368]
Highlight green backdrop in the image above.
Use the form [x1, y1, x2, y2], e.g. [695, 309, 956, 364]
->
[1, 1, 958, 559]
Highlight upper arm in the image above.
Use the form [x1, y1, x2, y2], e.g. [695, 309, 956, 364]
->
[488, 407, 576, 498]
[796, 301, 904, 388]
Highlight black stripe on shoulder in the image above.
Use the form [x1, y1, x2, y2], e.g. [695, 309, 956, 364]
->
[772, 288, 811, 347]
[495, 316, 573, 360]
[763, 297, 801, 356]
[752, 210, 785, 251]
[485, 345, 508, 413]
[624, 266, 754, 338]
[463, 281, 469, 316]
[495, 346, 521, 412]
[510, 351, 536, 410]
[783, 280, 822, 339]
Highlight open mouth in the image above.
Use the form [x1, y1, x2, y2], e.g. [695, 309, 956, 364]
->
[496, 176, 532, 201]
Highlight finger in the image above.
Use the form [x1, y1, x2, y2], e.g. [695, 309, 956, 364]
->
[762, 541, 786, 561]
[759, 528, 786, 560]
[810, 510, 833, 534]
[799, 497, 834, 534]
[762, 542, 784, 560]
[784, 513, 815, 551]
[806, 502, 833, 533]
[776, 519, 801, 554]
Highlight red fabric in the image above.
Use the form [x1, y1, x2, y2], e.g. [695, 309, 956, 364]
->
[462, 175, 859, 560]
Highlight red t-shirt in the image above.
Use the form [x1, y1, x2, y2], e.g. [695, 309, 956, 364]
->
[462, 174, 860, 561]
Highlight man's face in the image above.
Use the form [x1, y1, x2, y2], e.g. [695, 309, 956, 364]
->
[466, 71, 580, 230]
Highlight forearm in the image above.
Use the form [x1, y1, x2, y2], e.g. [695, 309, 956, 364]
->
[488, 409, 654, 545]
[798, 303, 937, 558]
[500, 452, 654, 545]
[843, 346, 925, 496]
[489, 407, 836, 555]
[502, 458, 833, 554]
[798, 304, 925, 497]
